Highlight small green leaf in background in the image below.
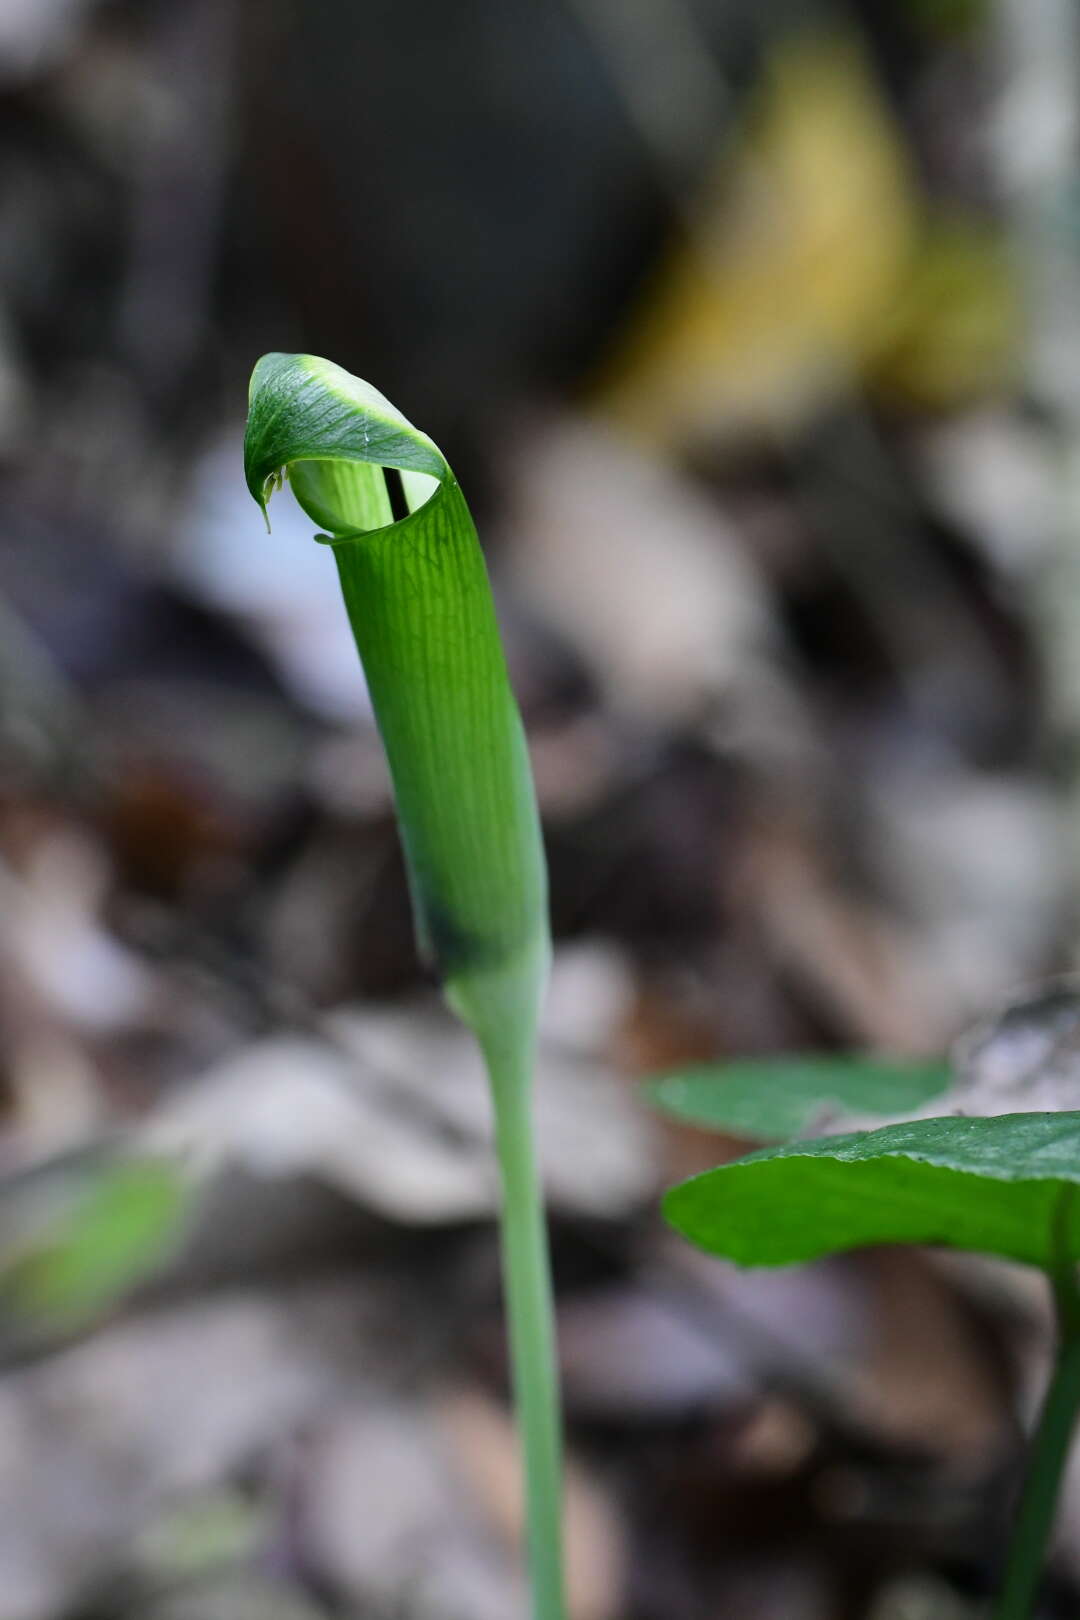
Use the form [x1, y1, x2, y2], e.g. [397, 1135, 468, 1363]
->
[133, 1490, 268, 1585]
[3, 1158, 189, 1327]
[664, 1112, 1080, 1270]
[649, 1055, 950, 1141]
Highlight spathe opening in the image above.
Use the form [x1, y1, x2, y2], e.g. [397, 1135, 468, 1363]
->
[286, 458, 439, 537]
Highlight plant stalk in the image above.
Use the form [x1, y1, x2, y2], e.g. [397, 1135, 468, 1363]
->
[244, 359, 565, 1620]
[487, 1034, 567, 1620]
[993, 1268, 1080, 1620]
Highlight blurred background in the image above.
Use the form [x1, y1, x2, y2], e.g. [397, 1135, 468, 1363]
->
[1, 0, 1080, 1615]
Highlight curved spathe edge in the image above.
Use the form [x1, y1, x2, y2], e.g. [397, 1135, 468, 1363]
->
[244, 352, 449, 525]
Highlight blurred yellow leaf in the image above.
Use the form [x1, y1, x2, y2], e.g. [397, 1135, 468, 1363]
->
[593, 32, 1014, 444]
[869, 217, 1018, 408]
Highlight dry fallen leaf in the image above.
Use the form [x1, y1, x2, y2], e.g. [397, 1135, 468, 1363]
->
[500, 411, 785, 732]
[436, 1387, 625, 1620]
[145, 952, 659, 1225]
[593, 33, 918, 444]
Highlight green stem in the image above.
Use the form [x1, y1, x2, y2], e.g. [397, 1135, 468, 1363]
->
[487, 1036, 567, 1620]
[993, 1268, 1080, 1620]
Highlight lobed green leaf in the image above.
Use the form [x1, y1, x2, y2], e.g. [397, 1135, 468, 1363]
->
[664, 1111, 1080, 1271]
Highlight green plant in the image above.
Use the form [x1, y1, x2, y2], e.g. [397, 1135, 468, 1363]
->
[649, 1053, 949, 1141]
[1, 1156, 189, 1330]
[656, 1059, 1080, 1620]
[244, 354, 565, 1620]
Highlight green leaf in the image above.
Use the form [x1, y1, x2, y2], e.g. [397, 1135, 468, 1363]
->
[664, 1112, 1080, 1271]
[648, 1055, 950, 1141]
[4, 1158, 190, 1326]
[244, 353, 549, 1050]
